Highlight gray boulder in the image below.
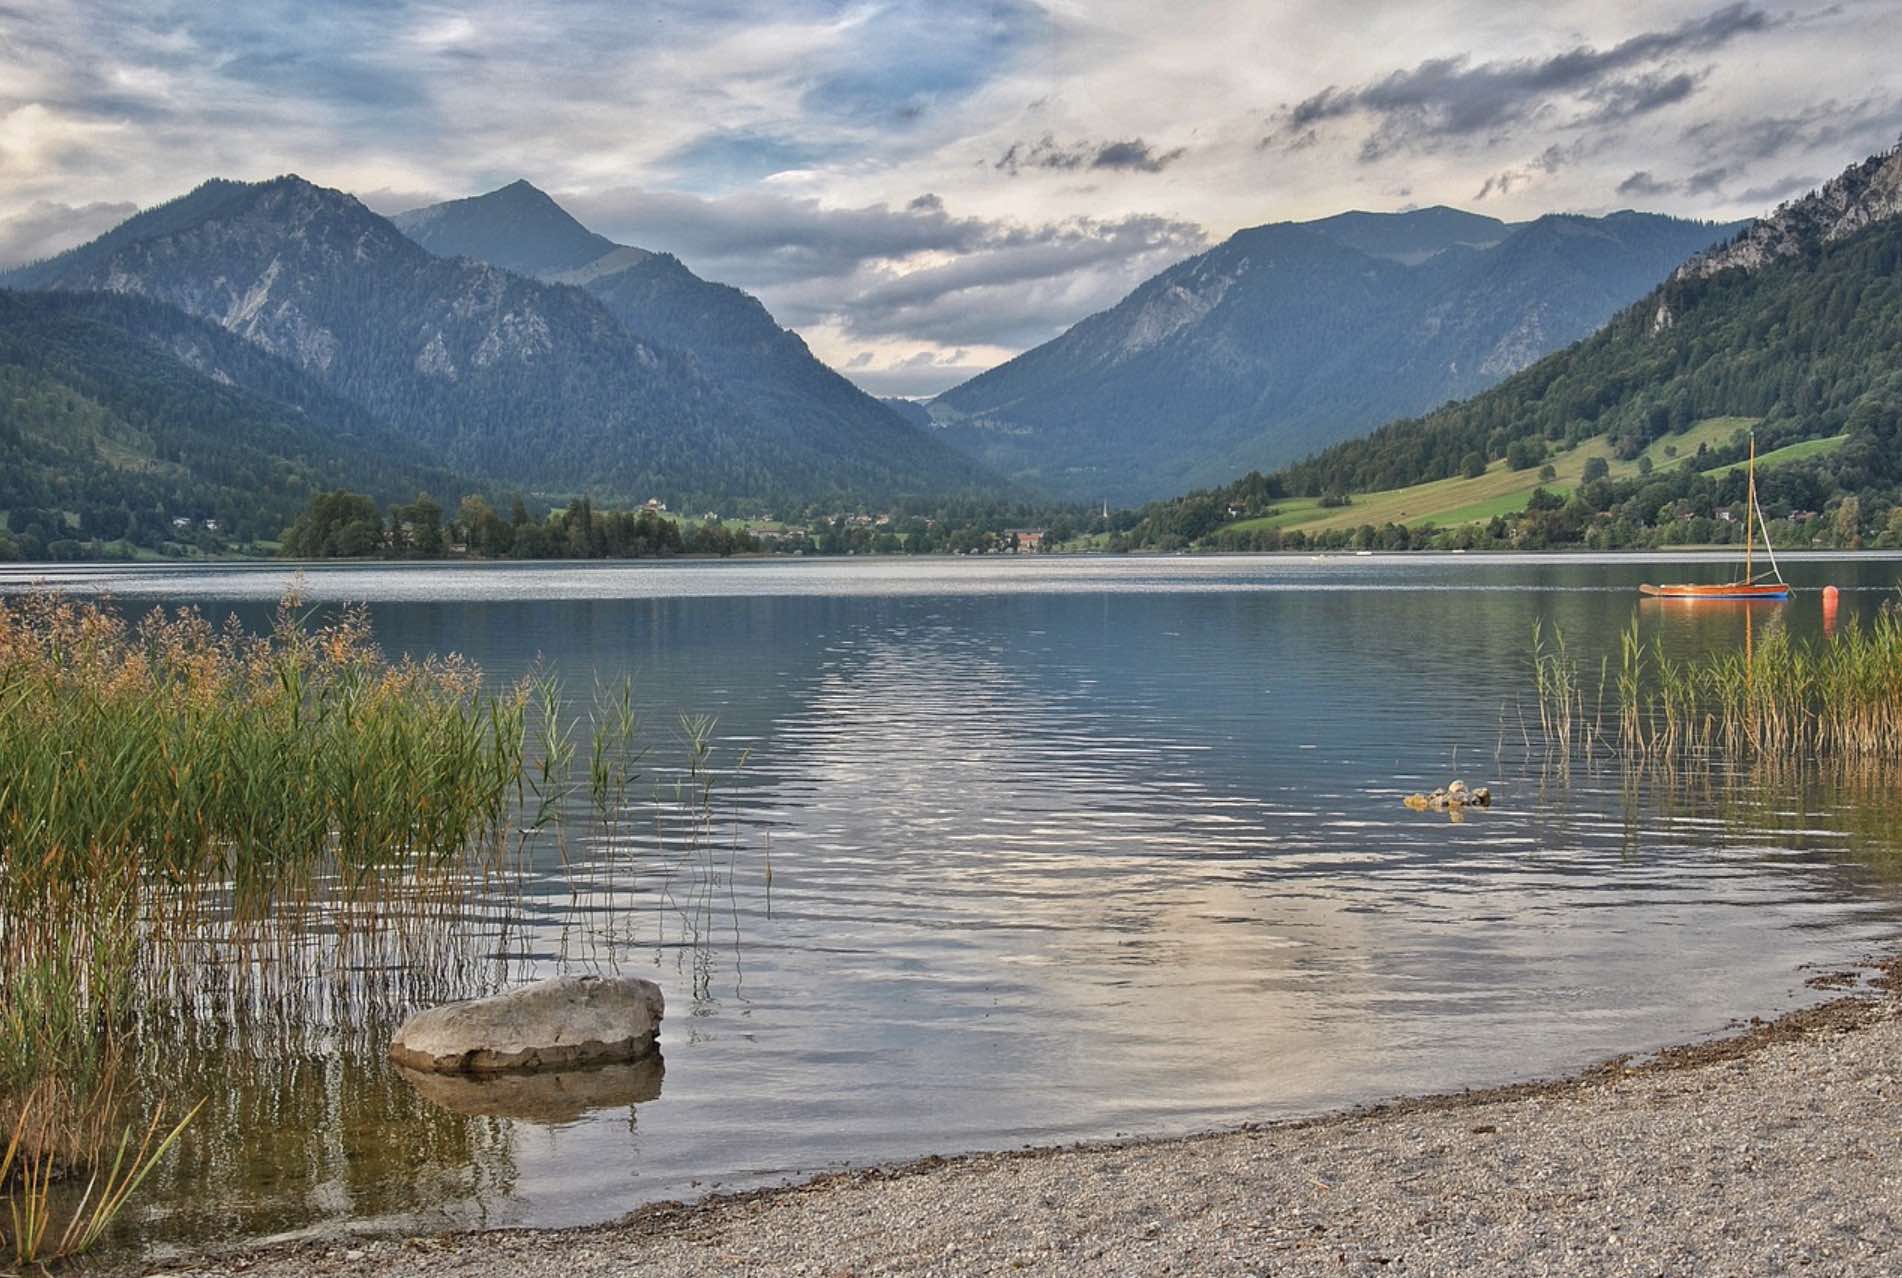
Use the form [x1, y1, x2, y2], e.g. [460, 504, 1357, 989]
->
[390, 974, 663, 1074]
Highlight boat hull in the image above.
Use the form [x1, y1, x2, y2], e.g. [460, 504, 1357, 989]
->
[1639, 582, 1791, 600]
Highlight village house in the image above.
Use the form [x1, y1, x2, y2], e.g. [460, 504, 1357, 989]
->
[1008, 528, 1046, 552]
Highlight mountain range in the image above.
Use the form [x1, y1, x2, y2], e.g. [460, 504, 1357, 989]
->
[7, 140, 1897, 561]
[927, 206, 1747, 503]
[1, 176, 994, 518]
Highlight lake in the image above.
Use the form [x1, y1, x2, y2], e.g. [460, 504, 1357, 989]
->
[6, 552, 1902, 1253]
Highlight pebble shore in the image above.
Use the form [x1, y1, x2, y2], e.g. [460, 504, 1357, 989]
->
[154, 976, 1902, 1277]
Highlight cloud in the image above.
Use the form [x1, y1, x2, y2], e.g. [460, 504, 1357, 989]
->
[563, 186, 1002, 286]
[996, 134, 1186, 175]
[821, 212, 1207, 347]
[1680, 94, 1902, 163]
[1608, 159, 1831, 209]
[1616, 170, 1675, 198]
[837, 350, 995, 399]
[1735, 173, 1824, 205]
[1474, 140, 1591, 201]
[355, 185, 450, 216]
[555, 182, 1206, 354]
[1580, 70, 1704, 126]
[1266, 3, 1775, 161]
[0, 198, 137, 267]
[1684, 166, 1730, 195]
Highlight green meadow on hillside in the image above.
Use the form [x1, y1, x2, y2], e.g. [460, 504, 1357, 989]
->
[1700, 434, 1851, 478]
[1224, 417, 1770, 536]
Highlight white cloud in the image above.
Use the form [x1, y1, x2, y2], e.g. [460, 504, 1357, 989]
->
[0, 197, 138, 268]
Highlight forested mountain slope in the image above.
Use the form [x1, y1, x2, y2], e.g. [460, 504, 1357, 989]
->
[0, 289, 466, 555]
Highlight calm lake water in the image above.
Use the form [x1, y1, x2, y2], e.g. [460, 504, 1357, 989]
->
[7, 552, 1902, 1253]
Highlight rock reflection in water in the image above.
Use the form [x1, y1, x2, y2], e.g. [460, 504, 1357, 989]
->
[397, 1055, 665, 1124]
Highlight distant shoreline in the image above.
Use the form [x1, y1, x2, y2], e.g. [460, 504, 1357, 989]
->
[10, 545, 1902, 573]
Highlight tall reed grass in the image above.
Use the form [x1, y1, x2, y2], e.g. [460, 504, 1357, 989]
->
[0, 588, 758, 1261]
[1532, 603, 1902, 761]
[0, 590, 532, 1261]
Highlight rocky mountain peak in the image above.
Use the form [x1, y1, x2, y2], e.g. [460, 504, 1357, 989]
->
[1674, 138, 1902, 281]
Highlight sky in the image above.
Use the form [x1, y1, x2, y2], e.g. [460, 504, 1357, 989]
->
[2, 0, 1899, 398]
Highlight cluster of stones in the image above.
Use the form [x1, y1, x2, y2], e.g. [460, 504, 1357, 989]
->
[1403, 779, 1492, 812]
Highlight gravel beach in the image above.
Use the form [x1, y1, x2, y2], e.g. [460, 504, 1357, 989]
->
[152, 972, 1902, 1278]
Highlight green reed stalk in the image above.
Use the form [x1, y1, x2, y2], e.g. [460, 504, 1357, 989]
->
[1539, 602, 1902, 763]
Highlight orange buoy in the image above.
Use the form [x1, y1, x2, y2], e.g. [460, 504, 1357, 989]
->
[1823, 585, 1840, 636]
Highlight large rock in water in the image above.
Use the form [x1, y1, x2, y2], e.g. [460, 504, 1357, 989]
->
[390, 975, 663, 1073]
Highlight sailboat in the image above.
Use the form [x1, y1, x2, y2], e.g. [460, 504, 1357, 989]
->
[1639, 433, 1790, 600]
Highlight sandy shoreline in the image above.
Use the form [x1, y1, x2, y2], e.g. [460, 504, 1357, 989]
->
[136, 962, 1902, 1277]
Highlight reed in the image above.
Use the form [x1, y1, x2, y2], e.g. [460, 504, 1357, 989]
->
[0, 590, 532, 1253]
[0, 590, 758, 1258]
[1532, 603, 1902, 762]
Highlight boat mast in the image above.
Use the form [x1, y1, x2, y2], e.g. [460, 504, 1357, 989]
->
[1745, 434, 1756, 583]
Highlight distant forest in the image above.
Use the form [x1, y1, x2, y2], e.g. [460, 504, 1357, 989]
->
[264, 490, 1109, 562]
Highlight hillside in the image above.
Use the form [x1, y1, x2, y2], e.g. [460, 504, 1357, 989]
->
[1127, 142, 1902, 554]
[391, 182, 972, 505]
[1227, 417, 1763, 536]
[3, 178, 995, 510]
[929, 207, 1743, 503]
[0, 289, 467, 556]
[1278, 143, 1902, 499]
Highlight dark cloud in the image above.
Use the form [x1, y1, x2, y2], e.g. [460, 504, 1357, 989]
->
[0, 199, 138, 267]
[1266, 3, 1774, 160]
[996, 134, 1186, 175]
[1611, 164, 1818, 208]
[1735, 173, 1825, 205]
[1681, 94, 1902, 162]
[1684, 166, 1730, 195]
[1580, 70, 1704, 125]
[1616, 170, 1675, 198]
[1473, 141, 1588, 201]
[1090, 139, 1186, 172]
